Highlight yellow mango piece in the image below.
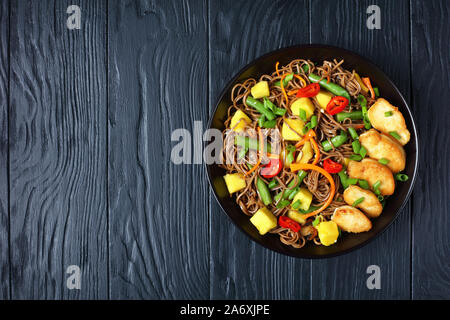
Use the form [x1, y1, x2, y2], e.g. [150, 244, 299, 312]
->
[251, 81, 270, 99]
[287, 210, 306, 225]
[281, 118, 304, 141]
[291, 187, 313, 211]
[343, 157, 351, 167]
[317, 221, 339, 246]
[315, 90, 333, 109]
[250, 207, 277, 235]
[291, 97, 315, 120]
[223, 173, 246, 194]
[296, 141, 313, 164]
[229, 109, 251, 132]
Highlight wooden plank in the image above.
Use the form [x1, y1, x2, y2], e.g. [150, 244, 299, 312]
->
[310, 0, 411, 299]
[410, 0, 450, 299]
[0, 0, 9, 300]
[9, 0, 108, 299]
[108, 0, 210, 299]
[209, 0, 311, 299]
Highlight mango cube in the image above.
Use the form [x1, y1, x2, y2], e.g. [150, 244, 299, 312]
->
[223, 173, 246, 194]
[281, 118, 304, 141]
[296, 141, 313, 164]
[314, 90, 333, 109]
[250, 207, 277, 235]
[287, 210, 307, 225]
[317, 221, 339, 246]
[230, 109, 251, 132]
[291, 97, 315, 120]
[291, 187, 313, 211]
[251, 81, 270, 99]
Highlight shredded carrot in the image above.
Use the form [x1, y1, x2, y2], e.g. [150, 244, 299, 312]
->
[327, 74, 330, 83]
[362, 77, 375, 99]
[289, 163, 336, 218]
[267, 152, 280, 159]
[293, 74, 307, 87]
[354, 124, 365, 129]
[280, 74, 289, 105]
[295, 129, 316, 148]
[275, 61, 281, 77]
[288, 89, 299, 96]
[245, 127, 263, 176]
[310, 137, 321, 165]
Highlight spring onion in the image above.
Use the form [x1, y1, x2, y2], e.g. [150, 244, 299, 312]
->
[358, 179, 370, 190]
[347, 178, 358, 185]
[352, 197, 365, 207]
[389, 131, 401, 140]
[291, 199, 301, 210]
[352, 140, 361, 154]
[348, 127, 359, 140]
[268, 179, 278, 189]
[310, 115, 318, 128]
[349, 154, 362, 161]
[276, 199, 291, 209]
[312, 216, 321, 227]
[299, 109, 307, 121]
[374, 87, 380, 97]
[359, 146, 367, 158]
[395, 173, 409, 182]
[378, 158, 390, 165]
[384, 111, 393, 117]
[322, 130, 348, 151]
[373, 180, 381, 195]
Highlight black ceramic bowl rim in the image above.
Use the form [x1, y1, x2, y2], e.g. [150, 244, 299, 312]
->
[205, 44, 419, 259]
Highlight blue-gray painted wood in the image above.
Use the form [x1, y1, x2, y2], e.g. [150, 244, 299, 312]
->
[209, 0, 311, 300]
[9, 0, 108, 299]
[0, 0, 10, 300]
[410, 0, 450, 299]
[310, 0, 412, 299]
[108, 0, 210, 299]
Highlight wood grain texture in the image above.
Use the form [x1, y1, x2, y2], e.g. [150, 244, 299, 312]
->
[0, 0, 10, 300]
[9, 0, 107, 299]
[410, 0, 450, 299]
[310, 0, 411, 299]
[209, 0, 311, 300]
[108, 0, 210, 299]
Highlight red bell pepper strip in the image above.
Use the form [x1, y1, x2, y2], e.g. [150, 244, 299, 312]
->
[326, 96, 349, 115]
[279, 216, 301, 233]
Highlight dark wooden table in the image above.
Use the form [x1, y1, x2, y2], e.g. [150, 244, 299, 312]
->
[0, 0, 448, 300]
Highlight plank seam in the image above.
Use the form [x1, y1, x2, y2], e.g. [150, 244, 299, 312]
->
[207, 0, 212, 300]
[106, 0, 111, 300]
[7, 0, 11, 301]
[408, 0, 414, 300]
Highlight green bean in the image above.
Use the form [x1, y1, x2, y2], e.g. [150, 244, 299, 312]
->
[258, 115, 265, 127]
[299, 109, 307, 121]
[335, 111, 363, 122]
[338, 171, 349, 189]
[246, 96, 276, 120]
[234, 136, 272, 152]
[357, 94, 367, 108]
[262, 119, 277, 128]
[264, 97, 286, 116]
[348, 127, 359, 140]
[322, 131, 348, 151]
[347, 178, 358, 185]
[291, 200, 301, 210]
[257, 177, 272, 206]
[308, 73, 351, 102]
[310, 115, 318, 128]
[288, 187, 300, 201]
[237, 146, 248, 160]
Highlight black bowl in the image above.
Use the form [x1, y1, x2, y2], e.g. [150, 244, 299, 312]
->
[206, 44, 418, 259]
